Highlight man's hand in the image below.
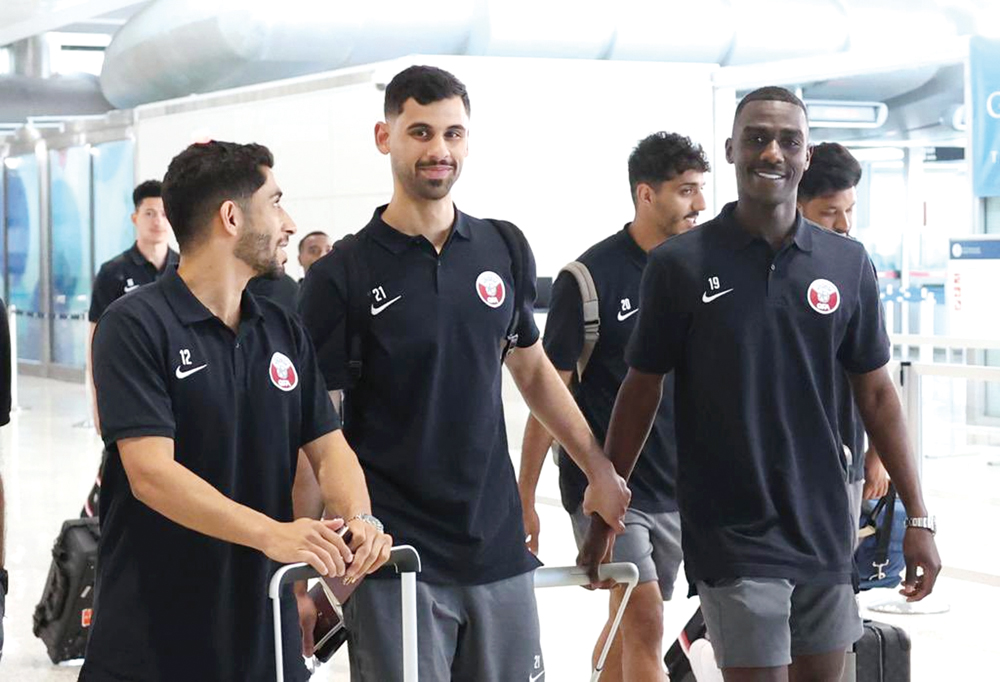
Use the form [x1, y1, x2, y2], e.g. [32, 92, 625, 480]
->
[294, 581, 318, 657]
[577, 515, 616, 588]
[262, 517, 353, 578]
[581, 462, 630, 533]
[342, 518, 393, 585]
[522, 504, 541, 556]
[863, 450, 890, 500]
[899, 528, 942, 601]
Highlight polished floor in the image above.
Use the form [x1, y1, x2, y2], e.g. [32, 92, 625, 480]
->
[1, 374, 998, 681]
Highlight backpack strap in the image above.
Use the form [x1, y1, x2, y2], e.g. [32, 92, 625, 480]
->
[489, 219, 527, 358]
[869, 485, 898, 581]
[558, 261, 600, 380]
[332, 233, 371, 386]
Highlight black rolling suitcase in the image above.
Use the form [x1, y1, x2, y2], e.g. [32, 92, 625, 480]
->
[844, 620, 910, 682]
[32, 517, 100, 663]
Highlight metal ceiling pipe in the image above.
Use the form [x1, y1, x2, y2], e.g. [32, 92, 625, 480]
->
[0, 73, 113, 122]
[9, 35, 51, 78]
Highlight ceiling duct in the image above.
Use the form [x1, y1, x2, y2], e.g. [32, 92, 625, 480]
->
[100, 0, 960, 109]
[0, 36, 113, 124]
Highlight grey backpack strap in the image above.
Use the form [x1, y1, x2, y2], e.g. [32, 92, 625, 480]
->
[559, 261, 600, 379]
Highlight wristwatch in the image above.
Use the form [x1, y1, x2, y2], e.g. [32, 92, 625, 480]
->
[905, 516, 937, 535]
[349, 513, 384, 534]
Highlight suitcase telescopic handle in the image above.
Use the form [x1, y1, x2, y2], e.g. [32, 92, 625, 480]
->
[533, 562, 639, 590]
[534, 562, 639, 682]
[268, 544, 422, 597]
[270, 545, 422, 682]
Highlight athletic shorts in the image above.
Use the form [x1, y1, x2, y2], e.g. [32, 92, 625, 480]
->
[696, 577, 863, 669]
[344, 571, 543, 681]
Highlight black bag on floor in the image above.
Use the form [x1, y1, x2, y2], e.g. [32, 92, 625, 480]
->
[845, 620, 911, 682]
[663, 607, 707, 682]
[33, 517, 100, 663]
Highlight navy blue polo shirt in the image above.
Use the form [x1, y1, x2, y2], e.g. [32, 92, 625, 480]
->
[299, 206, 541, 585]
[88, 243, 179, 322]
[246, 273, 300, 314]
[543, 225, 677, 514]
[82, 266, 338, 682]
[627, 202, 890, 588]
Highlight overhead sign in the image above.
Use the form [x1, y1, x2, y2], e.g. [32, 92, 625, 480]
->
[971, 37, 1000, 197]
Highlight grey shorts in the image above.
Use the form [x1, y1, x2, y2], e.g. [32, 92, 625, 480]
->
[696, 578, 863, 669]
[571, 505, 683, 599]
[343, 571, 543, 682]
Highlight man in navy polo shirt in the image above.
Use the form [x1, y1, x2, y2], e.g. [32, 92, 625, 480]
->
[798, 142, 891, 539]
[519, 131, 708, 682]
[82, 141, 391, 682]
[582, 87, 941, 681]
[88, 180, 179, 433]
[299, 65, 630, 681]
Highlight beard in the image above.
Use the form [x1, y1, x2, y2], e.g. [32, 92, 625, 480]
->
[235, 225, 283, 278]
[393, 158, 460, 201]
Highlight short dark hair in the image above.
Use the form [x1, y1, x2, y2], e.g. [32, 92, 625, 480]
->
[628, 132, 710, 204]
[298, 230, 330, 253]
[798, 143, 862, 200]
[132, 179, 162, 209]
[161, 141, 274, 250]
[384, 65, 470, 119]
[735, 86, 809, 122]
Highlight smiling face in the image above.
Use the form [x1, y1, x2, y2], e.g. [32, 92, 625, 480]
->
[726, 99, 811, 208]
[375, 96, 469, 203]
[233, 166, 296, 277]
[639, 169, 707, 238]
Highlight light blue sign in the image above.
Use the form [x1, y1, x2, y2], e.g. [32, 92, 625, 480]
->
[971, 37, 1000, 197]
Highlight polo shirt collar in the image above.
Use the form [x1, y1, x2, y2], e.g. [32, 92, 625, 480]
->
[127, 243, 182, 269]
[162, 266, 263, 327]
[368, 204, 470, 254]
[621, 223, 648, 267]
[717, 202, 813, 253]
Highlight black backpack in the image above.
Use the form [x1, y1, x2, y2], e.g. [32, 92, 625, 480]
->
[336, 219, 529, 387]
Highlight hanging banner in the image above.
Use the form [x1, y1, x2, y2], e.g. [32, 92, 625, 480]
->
[971, 37, 1000, 197]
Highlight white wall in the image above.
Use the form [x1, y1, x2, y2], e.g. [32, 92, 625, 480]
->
[136, 56, 718, 280]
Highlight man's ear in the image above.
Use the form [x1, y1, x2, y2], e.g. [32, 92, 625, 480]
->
[725, 137, 734, 164]
[219, 200, 241, 238]
[375, 121, 391, 155]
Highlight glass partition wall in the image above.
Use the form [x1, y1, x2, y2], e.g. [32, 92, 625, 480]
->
[1, 126, 135, 380]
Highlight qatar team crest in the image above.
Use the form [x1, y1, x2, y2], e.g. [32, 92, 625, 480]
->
[806, 279, 841, 315]
[475, 271, 506, 308]
[269, 351, 299, 391]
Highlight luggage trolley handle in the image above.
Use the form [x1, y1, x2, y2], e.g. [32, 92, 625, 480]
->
[269, 545, 422, 682]
[534, 562, 640, 682]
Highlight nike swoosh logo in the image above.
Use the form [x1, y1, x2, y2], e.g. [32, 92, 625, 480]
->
[175, 364, 208, 379]
[702, 288, 734, 303]
[529, 672, 545, 682]
[617, 308, 639, 321]
[371, 295, 402, 316]
[124, 284, 139, 293]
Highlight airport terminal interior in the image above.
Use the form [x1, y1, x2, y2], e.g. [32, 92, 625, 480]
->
[2, 0, 1000, 680]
